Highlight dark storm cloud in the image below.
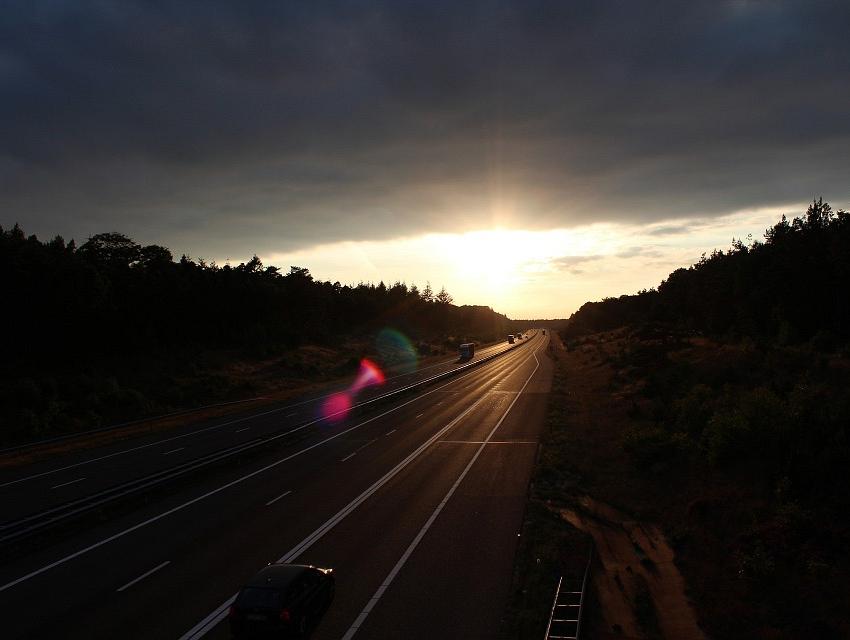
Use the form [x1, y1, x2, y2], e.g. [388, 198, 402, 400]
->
[2, 1, 849, 256]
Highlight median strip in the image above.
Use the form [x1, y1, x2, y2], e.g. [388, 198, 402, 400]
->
[2, 337, 532, 489]
[0, 336, 539, 546]
[0, 338, 540, 594]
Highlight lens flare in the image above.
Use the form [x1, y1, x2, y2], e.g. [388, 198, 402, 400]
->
[352, 358, 386, 393]
[321, 392, 352, 423]
[375, 328, 418, 375]
[320, 358, 387, 423]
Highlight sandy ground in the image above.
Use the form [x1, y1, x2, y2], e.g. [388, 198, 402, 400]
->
[543, 330, 706, 639]
[561, 496, 705, 640]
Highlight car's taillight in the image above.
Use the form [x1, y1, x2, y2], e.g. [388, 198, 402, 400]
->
[279, 608, 291, 622]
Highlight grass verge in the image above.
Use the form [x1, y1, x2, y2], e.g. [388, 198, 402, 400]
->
[502, 337, 592, 639]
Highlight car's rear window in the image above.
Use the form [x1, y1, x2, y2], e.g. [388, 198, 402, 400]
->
[237, 587, 282, 609]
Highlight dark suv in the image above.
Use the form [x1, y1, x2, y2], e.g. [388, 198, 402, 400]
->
[229, 563, 335, 638]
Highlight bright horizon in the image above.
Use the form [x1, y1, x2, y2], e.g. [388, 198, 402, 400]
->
[249, 202, 802, 319]
[5, 3, 849, 321]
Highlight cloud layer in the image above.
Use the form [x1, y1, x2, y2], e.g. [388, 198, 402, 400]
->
[2, 1, 849, 257]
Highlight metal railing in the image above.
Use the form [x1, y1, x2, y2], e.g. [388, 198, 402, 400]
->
[0, 333, 540, 546]
[544, 545, 593, 640]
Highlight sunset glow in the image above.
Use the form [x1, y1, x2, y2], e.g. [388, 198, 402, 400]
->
[260, 204, 801, 319]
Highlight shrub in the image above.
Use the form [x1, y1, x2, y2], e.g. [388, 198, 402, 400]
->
[673, 383, 714, 437]
[702, 410, 750, 465]
[624, 426, 689, 470]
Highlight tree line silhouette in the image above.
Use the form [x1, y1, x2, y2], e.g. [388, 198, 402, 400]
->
[2, 226, 517, 361]
[1, 225, 517, 442]
[560, 200, 850, 638]
[564, 199, 850, 348]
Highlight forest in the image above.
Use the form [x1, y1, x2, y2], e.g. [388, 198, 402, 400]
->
[0, 226, 518, 443]
[559, 200, 850, 638]
[564, 198, 850, 347]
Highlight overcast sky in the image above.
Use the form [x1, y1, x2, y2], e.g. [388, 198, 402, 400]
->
[2, 1, 849, 317]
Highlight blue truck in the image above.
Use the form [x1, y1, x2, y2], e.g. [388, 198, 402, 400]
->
[458, 342, 475, 360]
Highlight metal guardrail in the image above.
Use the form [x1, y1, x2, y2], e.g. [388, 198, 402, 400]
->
[0, 341, 512, 455]
[0, 333, 539, 546]
[0, 397, 267, 456]
[544, 544, 593, 640]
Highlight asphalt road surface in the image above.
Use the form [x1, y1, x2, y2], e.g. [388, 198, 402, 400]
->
[0, 339, 516, 522]
[0, 331, 552, 639]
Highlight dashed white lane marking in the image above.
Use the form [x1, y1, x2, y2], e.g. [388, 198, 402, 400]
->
[234, 427, 250, 433]
[341, 438, 378, 462]
[162, 447, 185, 455]
[117, 561, 170, 592]
[2, 344, 529, 598]
[286, 412, 297, 417]
[385, 429, 397, 436]
[180, 393, 498, 640]
[438, 440, 538, 444]
[358, 438, 377, 451]
[50, 477, 86, 490]
[265, 490, 292, 506]
[177, 342, 542, 640]
[414, 413, 424, 419]
[2, 339, 521, 490]
[340, 341, 543, 640]
[0, 348, 514, 596]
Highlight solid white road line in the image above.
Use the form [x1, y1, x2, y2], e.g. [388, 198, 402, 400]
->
[50, 477, 86, 490]
[116, 561, 170, 592]
[180, 343, 542, 640]
[0, 404, 303, 488]
[1, 343, 519, 489]
[341, 342, 542, 640]
[177, 392, 499, 640]
[265, 490, 292, 506]
[0, 346, 516, 488]
[0, 346, 532, 596]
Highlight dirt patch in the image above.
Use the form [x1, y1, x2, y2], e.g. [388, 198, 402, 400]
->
[560, 497, 705, 640]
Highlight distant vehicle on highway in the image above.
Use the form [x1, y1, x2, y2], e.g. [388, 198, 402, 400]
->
[507, 334, 515, 344]
[229, 563, 335, 638]
[458, 342, 475, 360]
[516, 334, 523, 340]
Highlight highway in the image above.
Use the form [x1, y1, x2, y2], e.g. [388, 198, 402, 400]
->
[0, 331, 551, 639]
[0, 338, 515, 523]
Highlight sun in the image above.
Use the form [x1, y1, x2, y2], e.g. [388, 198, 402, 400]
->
[447, 230, 532, 293]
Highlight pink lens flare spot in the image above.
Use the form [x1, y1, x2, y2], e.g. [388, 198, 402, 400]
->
[322, 392, 352, 422]
[351, 358, 386, 393]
